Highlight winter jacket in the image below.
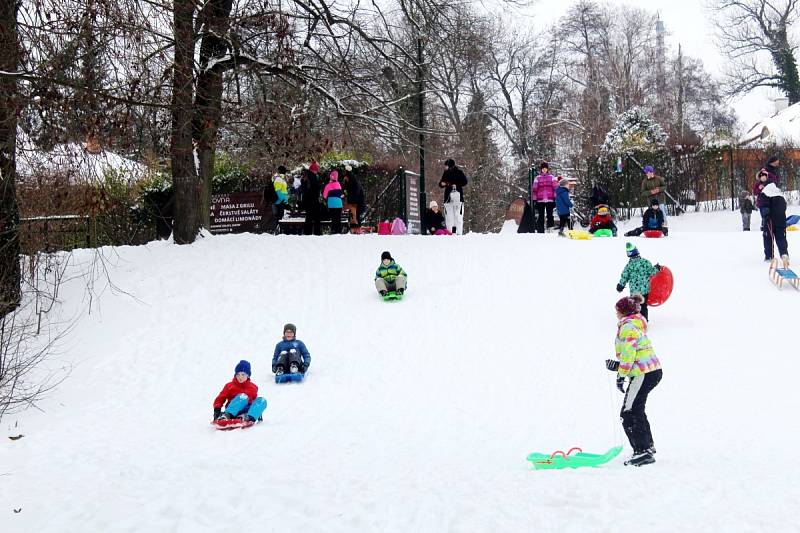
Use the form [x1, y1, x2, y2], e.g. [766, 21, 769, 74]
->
[532, 173, 557, 202]
[213, 378, 259, 410]
[641, 175, 667, 205]
[767, 194, 788, 230]
[589, 214, 616, 233]
[614, 314, 661, 378]
[272, 338, 311, 369]
[423, 208, 446, 234]
[323, 176, 344, 209]
[753, 178, 774, 208]
[343, 173, 365, 206]
[273, 174, 289, 205]
[440, 166, 468, 203]
[619, 256, 659, 296]
[300, 171, 321, 209]
[641, 207, 665, 231]
[375, 260, 407, 283]
[739, 193, 755, 214]
[555, 185, 573, 216]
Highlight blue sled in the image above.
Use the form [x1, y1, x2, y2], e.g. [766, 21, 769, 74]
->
[786, 214, 800, 227]
[275, 372, 305, 384]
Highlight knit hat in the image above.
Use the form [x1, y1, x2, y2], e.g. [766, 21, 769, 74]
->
[767, 155, 779, 165]
[429, 200, 438, 209]
[597, 206, 610, 215]
[643, 165, 654, 173]
[381, 251, 393, 261]
[329, 170, 339, 181]
[345, 164, 353, 171]
[234, 360, 251, 376]
[615, 295, 642, 316]
[309, 160, 320, 173]
[625, 242, 639, 257]
[540, 161, 549, 171]
[445, 158, 456, 168]
[762, 183, 783, 198]
[650, 197, 660, 206]
[558, 178, 570, 188]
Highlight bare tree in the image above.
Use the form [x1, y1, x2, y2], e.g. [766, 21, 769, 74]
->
[711, 0, 800, 103]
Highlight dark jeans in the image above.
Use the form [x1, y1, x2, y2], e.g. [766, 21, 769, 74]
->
[536, 202, 555, 233]
[620, 369, 662, 454]
[640, 293, 649, 321]
[558, 214, 571, 232]
[329, 207, 342, 234]
[274, 350, 304, 373]
[766, 221, 789, 258]
[303, 205, 322, 235]
[761, 207, 772, 259]
[271, 203, 286, 233]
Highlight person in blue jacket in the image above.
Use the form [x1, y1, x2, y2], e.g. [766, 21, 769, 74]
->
[555, 178, 573, 236]
[272, 323, 311, 375]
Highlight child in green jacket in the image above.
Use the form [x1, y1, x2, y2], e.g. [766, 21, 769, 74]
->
[616, 242, 660, 321]
[375, 251, 407, 296]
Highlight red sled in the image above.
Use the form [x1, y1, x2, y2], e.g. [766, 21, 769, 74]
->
[643, 230, 664, 238]
[211, 418, 255, 431]
[648, 265, 673, 307]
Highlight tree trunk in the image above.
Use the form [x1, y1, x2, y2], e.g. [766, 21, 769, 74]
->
[170, 0, 199, 244]
[0, 0, 21, 317]
[194, 0, 234, 228]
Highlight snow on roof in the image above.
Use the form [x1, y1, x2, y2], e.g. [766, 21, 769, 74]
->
[739, 102, 800, 147]
[16, 130, 148, 184]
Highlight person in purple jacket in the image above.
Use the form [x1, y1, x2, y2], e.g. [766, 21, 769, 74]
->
[532, 161, 558, 233]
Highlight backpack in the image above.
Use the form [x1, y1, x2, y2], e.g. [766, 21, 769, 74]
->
[390, 217, 407, 235]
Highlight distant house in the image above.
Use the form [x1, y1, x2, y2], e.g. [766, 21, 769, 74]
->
[739, 102, 800, 147]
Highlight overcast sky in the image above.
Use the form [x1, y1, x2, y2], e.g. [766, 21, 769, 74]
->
[501, 0, 785, 130]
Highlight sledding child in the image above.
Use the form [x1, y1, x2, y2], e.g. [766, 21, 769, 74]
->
[616, 242, 660, 321]
[624, 198, 667, 237]
[272, 323, 311, 375]
[739, 190, 754, 231]
[555, 177, 573, 236]
[605, 295, 662, 467]
[213, 360, 267, 422]
[375, 251, 407, 296]
[588, 205, 618, 236]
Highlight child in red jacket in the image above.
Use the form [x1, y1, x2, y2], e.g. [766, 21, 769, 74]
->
[213, 360, 267, 422]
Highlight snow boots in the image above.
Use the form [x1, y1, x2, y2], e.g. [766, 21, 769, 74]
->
[624, 451, 655, 467]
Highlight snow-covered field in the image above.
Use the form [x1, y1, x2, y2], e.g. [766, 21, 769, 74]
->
[2, 207, 799, 533]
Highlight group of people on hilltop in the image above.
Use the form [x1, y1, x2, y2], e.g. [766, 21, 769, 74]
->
[421, 158, 468, 235]
[264, 159, 366, 235]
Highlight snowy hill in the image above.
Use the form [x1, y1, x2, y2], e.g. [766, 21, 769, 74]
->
[2, 209, 800, 533]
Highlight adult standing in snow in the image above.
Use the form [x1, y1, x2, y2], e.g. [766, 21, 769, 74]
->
[439, 158, 468, 204]
[342, 165, 365, 229]
[605, 295, 662, 467]
[532, 161, 557, 233]
[640, 165, 668, 227]
[760, 183, 790, 266]
[616, 242, 660, 321]
[301, 166, 322, 235]
[763, 155, 781, 186]
[323, 170, 345, 235]
[753, 169, 775, 260]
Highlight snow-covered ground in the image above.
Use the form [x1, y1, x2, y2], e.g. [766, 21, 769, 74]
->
[2, 207, 799, 533]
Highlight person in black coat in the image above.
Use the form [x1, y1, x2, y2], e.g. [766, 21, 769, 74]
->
[439, 158, 467, 203]
[422, 201, 447, 234]
[300, 168, 322, 235]
[342, 165, 366, 227]
[761, 182, 789, 263]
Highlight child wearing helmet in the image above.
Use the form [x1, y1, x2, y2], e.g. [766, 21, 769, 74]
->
[588, 205, 618, 236]
[272, 323, 311, 375]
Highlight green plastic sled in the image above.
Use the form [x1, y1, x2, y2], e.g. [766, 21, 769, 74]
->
[527, 445, 623, 470]
[594, 229, 614, 237]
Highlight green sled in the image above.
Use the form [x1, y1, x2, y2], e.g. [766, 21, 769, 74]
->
[382, 291, 403, 301]
[594, 229, 614, 237]
[527, 445, 623, 470]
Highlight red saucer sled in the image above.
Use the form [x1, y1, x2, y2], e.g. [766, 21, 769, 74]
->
[643, 230, 664, 238]
[648, 265, 673, 306]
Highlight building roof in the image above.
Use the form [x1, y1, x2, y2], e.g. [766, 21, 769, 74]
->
[739, 102, 800, 147]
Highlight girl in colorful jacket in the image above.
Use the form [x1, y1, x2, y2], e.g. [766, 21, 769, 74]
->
[605, 295, 662, 467]
[374, 251, 407, 296]
[213, 360, 267, 423]
[323, 170, 345, 235]
[531, 161, 557, 233]
[616, 242, 660, 320]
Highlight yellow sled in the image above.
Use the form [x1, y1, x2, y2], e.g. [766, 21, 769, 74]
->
[567, 229, 593, 240]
